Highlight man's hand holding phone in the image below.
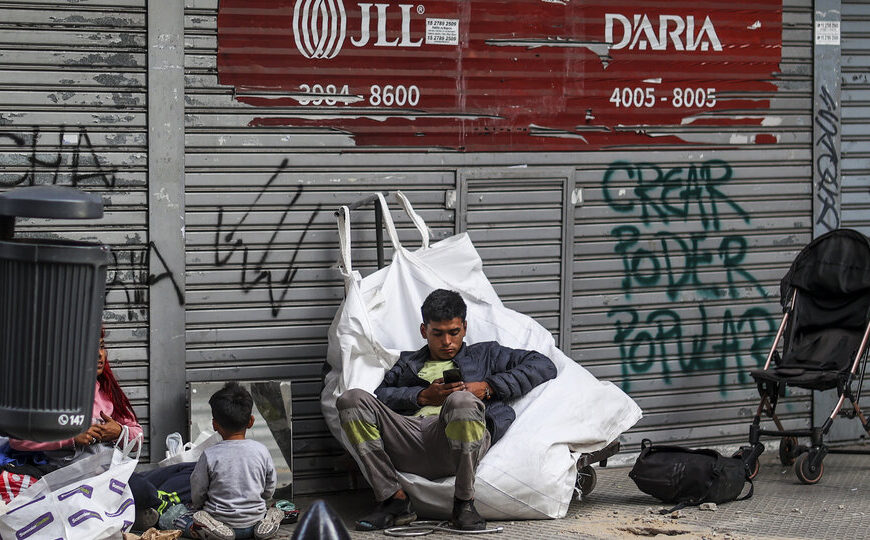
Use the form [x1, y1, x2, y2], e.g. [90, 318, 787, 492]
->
[417, 368, 463, 406]
[443, 368, 462, 384]
[417, 367, 493, 406]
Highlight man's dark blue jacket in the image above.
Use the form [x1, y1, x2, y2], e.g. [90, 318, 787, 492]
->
[374, 341, 558, 444]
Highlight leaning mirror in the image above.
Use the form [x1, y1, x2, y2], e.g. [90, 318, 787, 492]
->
[189, 381, 293, 499]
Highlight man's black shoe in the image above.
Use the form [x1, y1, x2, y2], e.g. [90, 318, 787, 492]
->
[451, 498, 486, 531]
[355, 496, 417, 531]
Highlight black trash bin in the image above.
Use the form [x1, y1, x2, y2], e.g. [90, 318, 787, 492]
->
[0, 186, 110, 441]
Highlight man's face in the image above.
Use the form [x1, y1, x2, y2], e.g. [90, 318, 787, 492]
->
[421, 317, 467, 361]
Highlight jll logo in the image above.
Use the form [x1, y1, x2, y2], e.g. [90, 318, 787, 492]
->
[293, 0, 424, 60]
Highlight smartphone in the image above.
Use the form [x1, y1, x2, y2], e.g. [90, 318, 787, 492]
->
[443, 368, 462, 384]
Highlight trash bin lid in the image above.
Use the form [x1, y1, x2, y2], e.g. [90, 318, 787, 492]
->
[0, 185, 103, 219]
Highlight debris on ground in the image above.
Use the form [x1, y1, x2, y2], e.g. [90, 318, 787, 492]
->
[700, 502, 718, 511]
[123, 530, 181, 540]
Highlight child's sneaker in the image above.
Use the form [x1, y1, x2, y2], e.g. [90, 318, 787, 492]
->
[132, 507, 159, 531]
[160, 502, 191, 531]
[192, 510, 235, 540]
[253, 507, 284, 540]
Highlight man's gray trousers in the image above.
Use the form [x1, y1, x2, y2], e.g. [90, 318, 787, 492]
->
[336, 388, 491, 502]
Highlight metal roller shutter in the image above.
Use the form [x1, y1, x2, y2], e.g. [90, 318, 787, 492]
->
[0, 0, 149, 454]
[184, 0, 814, 492]
[573, 150, 813, 451]
[823, 0, 870, 443]
[570, 0, 814, 453]
[187, 0, 462, 494]
[842, 1, 870, 235]
[183, 174, 455, 494]
[459, 169, 575, 349]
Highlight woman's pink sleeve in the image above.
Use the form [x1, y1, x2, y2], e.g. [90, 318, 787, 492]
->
[8, 437, 73, 452]
[121, 417, 144, 442]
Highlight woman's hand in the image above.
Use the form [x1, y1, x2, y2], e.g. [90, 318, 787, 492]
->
[96, 411, 123, 442]
[73, 425, 102, 447]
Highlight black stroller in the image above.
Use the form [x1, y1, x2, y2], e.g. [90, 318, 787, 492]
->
[738, 229, 870, 484]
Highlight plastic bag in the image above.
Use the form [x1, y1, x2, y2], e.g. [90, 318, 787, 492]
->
[321, 192, 642, 519]
[0, 470, 36, 505]
[158, 430, 221, 467]
[0, 427, 141, 539]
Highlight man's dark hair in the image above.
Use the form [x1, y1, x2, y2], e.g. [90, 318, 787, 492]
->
[421, 289, 467, 324]
[209, 382, 253, 433]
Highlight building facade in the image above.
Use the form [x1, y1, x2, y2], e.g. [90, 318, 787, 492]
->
[0, 0, 867, 494]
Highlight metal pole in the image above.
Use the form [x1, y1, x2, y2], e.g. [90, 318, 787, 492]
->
[334, 192, 389, 269]
[148, 0, 187, 462]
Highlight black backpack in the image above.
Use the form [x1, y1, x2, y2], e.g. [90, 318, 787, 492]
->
[629, 439, 754, 513]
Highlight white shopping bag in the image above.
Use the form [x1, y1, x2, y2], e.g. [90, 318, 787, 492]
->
[158, 430, 221, 467]
[0, 428, 141, 539]
[321, 192, 642, 520]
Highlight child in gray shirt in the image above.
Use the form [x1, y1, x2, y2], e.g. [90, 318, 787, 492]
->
[183, 382, 283, 540]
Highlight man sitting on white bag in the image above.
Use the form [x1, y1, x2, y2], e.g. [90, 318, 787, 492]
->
[336, 289, 557, 531]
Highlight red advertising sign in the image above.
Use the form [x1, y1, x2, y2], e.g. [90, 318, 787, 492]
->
[217, 0, 782, 150]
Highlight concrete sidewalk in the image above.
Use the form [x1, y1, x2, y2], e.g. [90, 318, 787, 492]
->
[276, 444, 870, 539]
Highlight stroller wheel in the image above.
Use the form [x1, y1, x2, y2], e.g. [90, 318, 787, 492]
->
[794, 453, 824, 484]
[576, 465, 597, 496]
[779, 437, 799, 466]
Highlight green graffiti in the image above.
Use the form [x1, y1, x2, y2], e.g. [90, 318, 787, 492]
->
[604, 160, 774, 394]
[610, 305, 775, 393]
[612, 225, 766, 300]
[602, 159, 749, 230]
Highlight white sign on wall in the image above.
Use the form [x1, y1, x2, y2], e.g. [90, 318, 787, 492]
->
[426, 18, 459, 45]
[815, 20, 840, 46]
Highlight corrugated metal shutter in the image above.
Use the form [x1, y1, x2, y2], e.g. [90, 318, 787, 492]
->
[0, 1, 149, 454]
[459, 169, 574, 348]
[184, 0, 814, 493]
[842, 2, 870, 235]
[566, 1, 815, 453]
[210, 0, 785, 153]
[573, 149, 813, 450]
[187, 1, 463, 496]
[183, 175, 455, 494]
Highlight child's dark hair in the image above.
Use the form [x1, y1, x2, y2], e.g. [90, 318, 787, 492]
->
[421, 289, 467, 324]
[209, 382, 253, 433]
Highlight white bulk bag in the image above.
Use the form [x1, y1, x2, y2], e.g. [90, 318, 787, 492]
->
[321, 192, 641, 519]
